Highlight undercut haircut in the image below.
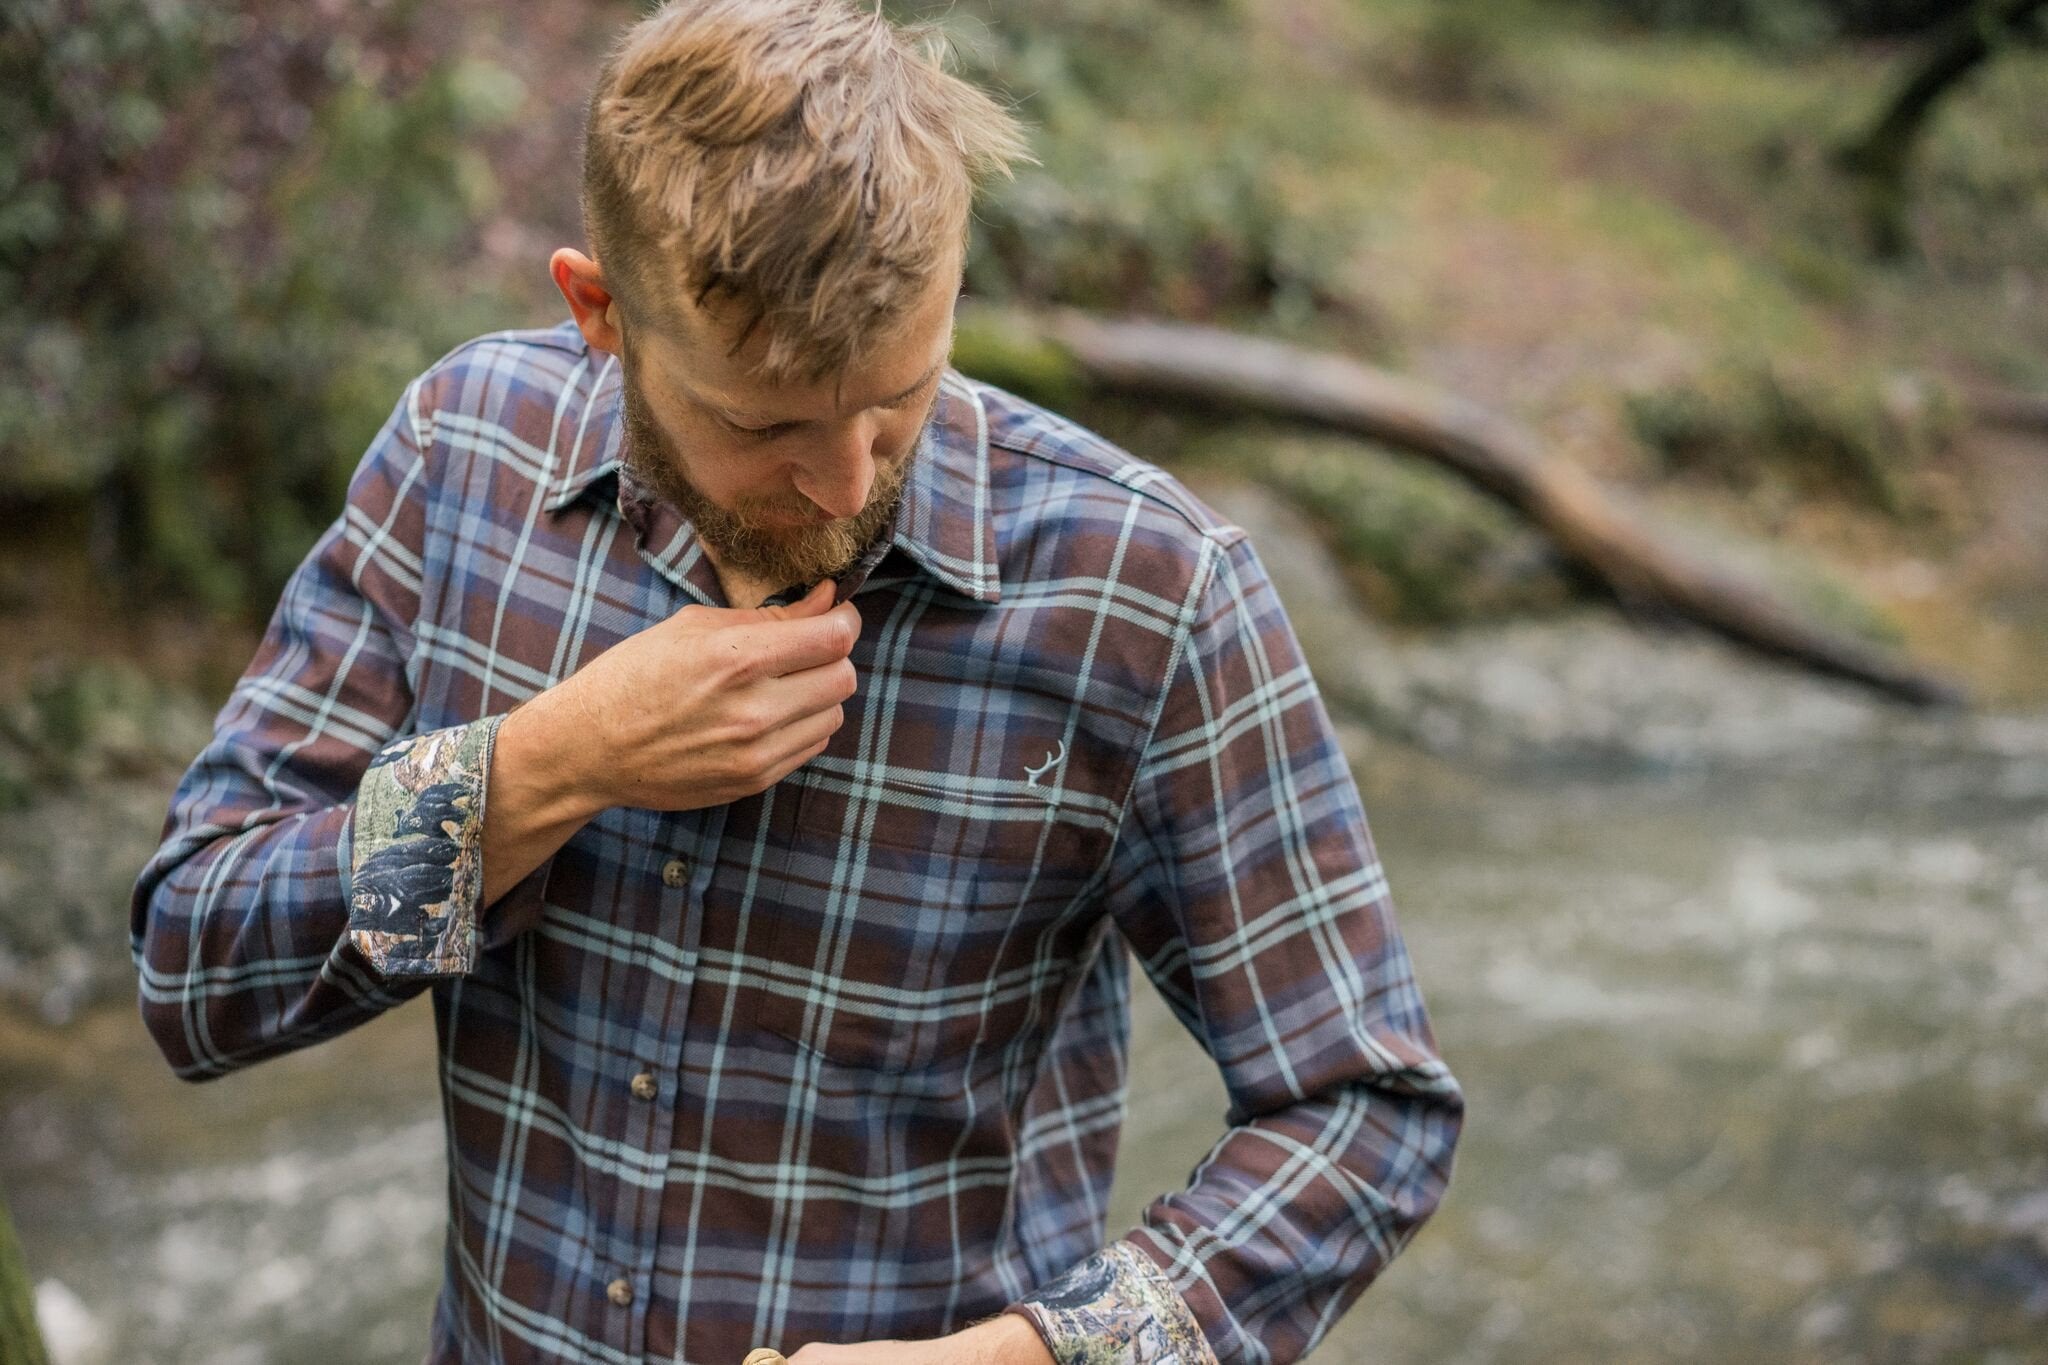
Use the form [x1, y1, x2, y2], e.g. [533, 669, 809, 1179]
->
[581, 0, 1035, 387]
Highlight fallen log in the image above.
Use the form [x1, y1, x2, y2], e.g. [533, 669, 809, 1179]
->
[965, 304, 1966, 708]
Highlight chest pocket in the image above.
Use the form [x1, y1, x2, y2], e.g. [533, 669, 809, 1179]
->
[751, 758, 1097, 1074]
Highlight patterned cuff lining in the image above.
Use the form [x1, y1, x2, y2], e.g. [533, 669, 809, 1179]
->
[1008, 1241, 1218, 1365]
[346, 716, 502, 977]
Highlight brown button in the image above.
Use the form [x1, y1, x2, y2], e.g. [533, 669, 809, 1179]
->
[630, 1071, 658, 1101]
[660, 858, 689, 889]
[606, 1276, 633, 1307]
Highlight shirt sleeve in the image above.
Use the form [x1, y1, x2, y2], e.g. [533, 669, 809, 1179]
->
[1003, 532, 1464, 1365]
[129, 373, 551, 1080]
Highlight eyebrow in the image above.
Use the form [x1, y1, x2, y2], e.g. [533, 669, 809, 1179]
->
[709, 355, 946, 426]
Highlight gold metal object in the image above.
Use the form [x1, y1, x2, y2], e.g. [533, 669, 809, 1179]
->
[742, 1351, 789, 1365]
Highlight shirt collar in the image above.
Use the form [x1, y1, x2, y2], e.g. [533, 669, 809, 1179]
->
[543, 344, 1000, 605]
[541, 345, 627, 514]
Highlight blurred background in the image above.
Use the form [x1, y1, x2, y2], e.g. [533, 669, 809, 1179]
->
[2, 0, 2046, 1360]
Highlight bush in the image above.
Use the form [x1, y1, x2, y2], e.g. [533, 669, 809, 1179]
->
[938, 0, 1377, 333]
[0, 0, 524, 615]
[1624, 362, 1960, 516]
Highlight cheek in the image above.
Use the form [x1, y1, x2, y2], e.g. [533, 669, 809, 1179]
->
[686, 432, 779, 498]
[879, 406, 930, 457]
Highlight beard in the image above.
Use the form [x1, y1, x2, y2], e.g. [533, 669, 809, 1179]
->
[616, 354, 930, 591]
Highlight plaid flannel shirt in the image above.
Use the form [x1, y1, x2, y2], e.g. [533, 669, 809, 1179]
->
[131, 320, 1462, 1365]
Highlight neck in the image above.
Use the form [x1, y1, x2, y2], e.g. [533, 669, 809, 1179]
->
[701, 547, 783, 611]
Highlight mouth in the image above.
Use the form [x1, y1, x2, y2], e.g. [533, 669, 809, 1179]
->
[760, 509, 835, 530]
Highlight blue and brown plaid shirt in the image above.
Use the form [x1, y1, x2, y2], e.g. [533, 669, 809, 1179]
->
[131, 319, 1462, 1365]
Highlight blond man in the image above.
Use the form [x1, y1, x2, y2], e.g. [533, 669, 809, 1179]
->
[132, 2, 1463, 1362]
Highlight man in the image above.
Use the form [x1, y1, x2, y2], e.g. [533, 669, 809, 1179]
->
[130, 1, 1463, 1362]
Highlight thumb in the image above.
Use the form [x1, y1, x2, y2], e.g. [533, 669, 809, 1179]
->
[749, 577, 836, 622]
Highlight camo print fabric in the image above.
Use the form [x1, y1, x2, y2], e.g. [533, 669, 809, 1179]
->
[1007, 1244, 1218, 1365]
[347, 718, 500, 975]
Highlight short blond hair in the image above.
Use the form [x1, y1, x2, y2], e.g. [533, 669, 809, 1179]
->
[581, 0, 1033, 386]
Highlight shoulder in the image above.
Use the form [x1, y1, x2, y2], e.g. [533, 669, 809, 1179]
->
[408, 319, 606, 433]
[371, 320, 614, 509]
[966, 376, 1250, 611]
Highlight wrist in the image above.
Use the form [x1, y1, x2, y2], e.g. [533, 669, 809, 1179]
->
[495, 690, 607, 826]
[976, 1311, 1057, 1365]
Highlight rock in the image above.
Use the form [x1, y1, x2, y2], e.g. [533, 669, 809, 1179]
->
[0, 779, 178, 1024]
[31, 1281, 102, 1365]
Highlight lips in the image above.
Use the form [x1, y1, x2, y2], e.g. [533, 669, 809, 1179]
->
[764, 509, 833, 529]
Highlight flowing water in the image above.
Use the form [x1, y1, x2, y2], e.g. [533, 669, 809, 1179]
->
[7, 711, 2046, 1364]
[1122, 735, 2048, 1365]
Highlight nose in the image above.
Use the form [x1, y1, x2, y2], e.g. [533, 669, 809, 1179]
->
[792, 419, 879, 520]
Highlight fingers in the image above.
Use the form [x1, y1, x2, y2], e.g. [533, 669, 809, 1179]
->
[764, 701, 843, 774]
[740, 601, 862, 679]
[774, 653, 858, 715]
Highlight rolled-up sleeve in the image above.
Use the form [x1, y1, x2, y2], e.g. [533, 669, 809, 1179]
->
[1006, 531, 1463, 1365]
[129, 373, 547, 1079]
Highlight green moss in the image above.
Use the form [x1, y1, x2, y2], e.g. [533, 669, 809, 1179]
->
[1204, 429, 1580, 625]
[949, 312, 1089, 411]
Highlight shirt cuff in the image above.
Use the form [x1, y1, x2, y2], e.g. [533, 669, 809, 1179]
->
[1005, 1241, 1218, 1365]
[345, 715, 504, 978]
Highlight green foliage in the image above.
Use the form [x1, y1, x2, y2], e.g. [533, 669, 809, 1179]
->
[0, 0, 525, 615]
[1624, 363, 1960, 516]
[0, 659, 214, 807]
[1249, 437, 1579, 625]
[940, 0, 1375, 332]
[1394, 4, 1534, 111]
[1902, 48, 2048, 277]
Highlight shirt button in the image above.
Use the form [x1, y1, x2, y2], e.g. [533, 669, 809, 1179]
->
[607, 1277, 634, 1307]
[630, 1071, 658, 1101]
[660, 858, 689, 889]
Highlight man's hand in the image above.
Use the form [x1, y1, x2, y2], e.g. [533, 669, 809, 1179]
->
[781, 1312, 1056, 1365]
[480, 578, 859, 901]
[532, 576, 860, 813]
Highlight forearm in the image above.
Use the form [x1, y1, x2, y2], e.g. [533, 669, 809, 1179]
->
[479, 691, 610, 905]
[1010, 1065, 1461, 1365]
[134, 797, 421, 1078]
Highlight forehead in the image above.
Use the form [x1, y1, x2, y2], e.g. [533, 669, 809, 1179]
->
[635, 260, 962, 420]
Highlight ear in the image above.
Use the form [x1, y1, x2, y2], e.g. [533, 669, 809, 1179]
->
[551, 248, 623, 355]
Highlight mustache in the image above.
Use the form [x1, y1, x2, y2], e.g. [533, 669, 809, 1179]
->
[613, 363, 925, 587]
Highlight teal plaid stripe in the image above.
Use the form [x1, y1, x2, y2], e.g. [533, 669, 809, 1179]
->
[131, 320, 1461, 1364]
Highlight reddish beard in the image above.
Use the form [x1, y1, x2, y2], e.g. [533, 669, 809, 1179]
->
[616, 357, 928, 591]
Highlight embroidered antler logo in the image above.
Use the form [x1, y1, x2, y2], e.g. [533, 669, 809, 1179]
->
[1024, 740, 1066, 788]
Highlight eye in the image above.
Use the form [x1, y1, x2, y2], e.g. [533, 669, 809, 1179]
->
[726, 418, 796, 440]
